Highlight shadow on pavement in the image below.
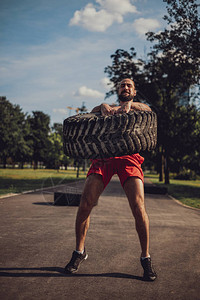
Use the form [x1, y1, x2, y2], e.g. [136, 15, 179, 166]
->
[32, 202, 54, 206]
[0, 267, 143, 281]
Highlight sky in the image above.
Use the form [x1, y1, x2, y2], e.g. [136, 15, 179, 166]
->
[0, 0, 168, 125]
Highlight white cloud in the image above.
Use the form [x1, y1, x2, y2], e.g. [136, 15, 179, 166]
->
[70, 4, 122, 32]
[69, 0, 138, 32]
[133, 18, 160, 36]
[96, 0, 137, 15]
[100, 77, 114, 90]
[74, 86, 105, 98]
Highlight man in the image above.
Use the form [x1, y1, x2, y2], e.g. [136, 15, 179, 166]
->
[64, 78, 157, 281]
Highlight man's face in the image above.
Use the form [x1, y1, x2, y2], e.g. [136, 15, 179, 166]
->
[118, 79, 136, 102]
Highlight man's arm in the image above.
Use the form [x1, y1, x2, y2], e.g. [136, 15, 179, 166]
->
[130, 102, 152, 111]
[91, 101, 151, 116]
[117, 101, 151, 114]
[91, 105, 101, 113]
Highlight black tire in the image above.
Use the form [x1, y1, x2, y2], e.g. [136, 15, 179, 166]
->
[63, 111, 157, 159]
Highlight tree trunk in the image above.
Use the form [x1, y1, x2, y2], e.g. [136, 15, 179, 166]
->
[76, 164, 80, 178]
[34, 161, 38, 169]
[3, 156, 7, 168]
[164, 153, 170, 184]
[159, 147, 164, 182]
[19, 162, 24, 169]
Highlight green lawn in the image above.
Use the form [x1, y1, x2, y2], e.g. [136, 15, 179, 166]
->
[0, 168, 87, 196]
[1, 169, 199, 209]
[145, 173, 200, 209]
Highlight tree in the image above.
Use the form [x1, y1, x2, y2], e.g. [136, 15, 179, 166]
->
[45, 123, 65, 169]
[11, 117, 33, 168]
[46, 132, 63, 169]
[104, 0, 200, 184]
[52, 123, 63, 137]
[147, 0, 200, 86]
[168, 105, 200, 177]
[28, 111, 51, 169]
[145, 0, 200, 183]
[0, 97, 32, 168]
[104, 48, 146, 101]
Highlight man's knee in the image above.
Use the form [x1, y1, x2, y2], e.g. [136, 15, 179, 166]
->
[79, 193, 97, 211]
[131, 194, 146, 218]
[79, 173, 104, 212]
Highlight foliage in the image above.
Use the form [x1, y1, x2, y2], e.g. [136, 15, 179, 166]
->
[147, 0, 200, 85]
[146, 0, 200, 183]
[27, 111, 51, 169]
[0, 97, 84, 170]
[0, 97, 33, 167]
[173, 169, 197, 180]
[168, 105, 200, 174]
[104, 0, 200, 184]
[104, 48, 145, 100]
[45, 124, 64, 169]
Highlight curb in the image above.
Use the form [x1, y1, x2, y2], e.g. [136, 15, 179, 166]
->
[0, 183, 76, 200]
[0, 193, 19, 199]
[144, 178, 199, 211]
[168, 194, 200, 211]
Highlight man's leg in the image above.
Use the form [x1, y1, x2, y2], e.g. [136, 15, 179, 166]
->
[123, 177, 157, 281]
[123, 177, 149, 257]
[65, 173, 104, 273]
[76, 173, 104, 251]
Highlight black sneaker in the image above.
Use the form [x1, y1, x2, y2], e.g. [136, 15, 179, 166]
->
[140, 257, 157, 281]
[64, 249, 88, 274]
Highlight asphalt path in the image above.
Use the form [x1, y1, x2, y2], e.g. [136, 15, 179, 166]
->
[0, 176, 199, 300]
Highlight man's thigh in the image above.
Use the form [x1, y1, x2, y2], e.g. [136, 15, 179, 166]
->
[87, 159, 114, 188]
[80, 173, 104, 207]
[123, 177, 145, 208]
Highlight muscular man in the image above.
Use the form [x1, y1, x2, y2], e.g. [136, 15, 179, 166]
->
[64, 78, 157, 281]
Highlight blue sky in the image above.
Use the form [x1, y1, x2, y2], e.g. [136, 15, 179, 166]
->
[0, 0, 167, 124]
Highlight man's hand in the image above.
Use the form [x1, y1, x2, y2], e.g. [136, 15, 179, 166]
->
[100, 103, 116, 116]
[91, 101, 151, 116]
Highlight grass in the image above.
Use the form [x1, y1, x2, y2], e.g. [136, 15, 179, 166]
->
[0, 168, 87, 196]
[145, 173, 200, 209]
[1, 169, 199, 209]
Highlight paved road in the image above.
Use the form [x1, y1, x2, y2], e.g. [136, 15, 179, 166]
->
[0, 176, 199, 300]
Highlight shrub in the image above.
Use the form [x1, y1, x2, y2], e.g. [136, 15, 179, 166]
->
[174, 169, 197, 180]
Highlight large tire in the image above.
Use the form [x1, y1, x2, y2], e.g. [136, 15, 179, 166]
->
[63, 111, 157, 159]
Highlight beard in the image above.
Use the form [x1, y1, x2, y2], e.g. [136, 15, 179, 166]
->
[118, 93, 134, 102]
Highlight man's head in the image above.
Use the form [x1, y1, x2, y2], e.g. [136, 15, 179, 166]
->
[118, 78, 136, 102]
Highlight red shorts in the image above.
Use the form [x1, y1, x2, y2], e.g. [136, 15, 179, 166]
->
[87, 153, 144, 188]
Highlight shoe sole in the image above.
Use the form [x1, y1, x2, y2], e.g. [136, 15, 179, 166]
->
[143, 275, 157, 281]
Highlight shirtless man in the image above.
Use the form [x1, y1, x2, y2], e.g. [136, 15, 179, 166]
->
[64, 78, 157, 281]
